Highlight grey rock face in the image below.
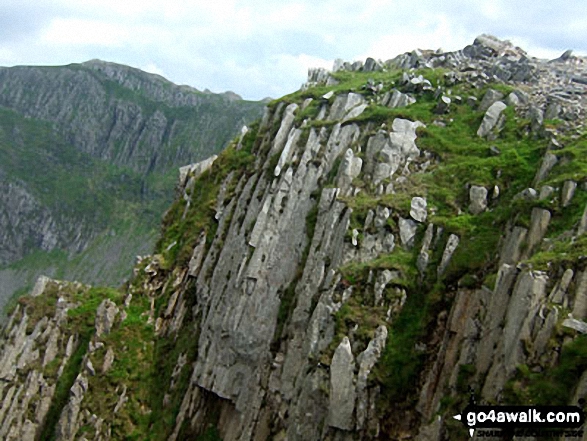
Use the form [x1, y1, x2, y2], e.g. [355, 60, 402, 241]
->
[417, 224, 435, 274]
[390, 118, 425, 160]
[523, 208, 551, 258]
[94, 299, 119, 337]
[529, 105, 544, 133]
[477, 101, 507, 137]
[56, 374, 88, 441]
[505, 92, 520, 107]
[572, 271, 587, 319]
[0, 181, 80, 266]
[399, 217, 418, 248]
[438, 234, 460, 276]
[0, 279, 94, 440]
[578, 204, 587, 236]
[513, 187, 538, 201]
[328, 93, 366, 121]
[410, 197, 427, 222]
[102, 348, 115, 373]
[469, 185, 488, 214]
[534, 153, 558, 184]
[328, 337, 355, 430]
[0, 61, 264, 314]
[562, 318, 587, 334]
[179, 155, 218, 188]
[270, 103, 299, 158]
[478, 269, 549, 401]
[187, 231, 207, 277]
[6, 34, 587, 441]
[499, 226, 528, 266]
[561, 180, 577, 207]
[539, 185, 555, 200]
[478, 89, 505, 112]
[545, 101, 561, 120]
[374, 270, 397, 305]
[336, 148, 363, 195]
[31, 276, 51, 297]
[351, 229, 359, 246]
[366, 118, 425, 186]
[274, 128, 302, 177]
[549, 268, 574, 304]
[306, 67, 331, 85]
[374, 206, 391, 228]
[363, 57, 383, 72]
[356, 326, 387, 429]
[382, 89, 416, 109]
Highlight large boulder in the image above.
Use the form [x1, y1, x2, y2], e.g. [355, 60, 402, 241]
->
[410, 197, 427, 222]
[477, 101, 507, 138]
[478, 89, 505, 112]
[469, 185, 488, 214]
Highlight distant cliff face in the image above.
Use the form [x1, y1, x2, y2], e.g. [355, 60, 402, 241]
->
[0, 60, 264, 310]
[2, 35, 587, 440]
[0, 60, 262, 174]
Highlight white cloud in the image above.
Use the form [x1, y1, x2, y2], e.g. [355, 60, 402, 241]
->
[266, 3, 306, 27]
[41, 18, 130, 47]
[0, 48, 15, 65]
[356, 14, 475, 62]
[142, 62, 166, 78]
[1, 0, 586, 99]
[479, 0, 504, 20]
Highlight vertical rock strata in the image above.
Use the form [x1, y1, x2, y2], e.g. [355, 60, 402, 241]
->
[3, 34, 587, 440]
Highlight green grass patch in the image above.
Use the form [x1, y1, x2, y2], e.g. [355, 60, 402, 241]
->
[67, 287, 122, 333]
[375, 281, 443, 404]
[148, 280, 201, 439]
[156, 124, 259, 268]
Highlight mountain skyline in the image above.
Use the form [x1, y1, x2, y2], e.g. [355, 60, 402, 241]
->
[1, 0, 586, 101]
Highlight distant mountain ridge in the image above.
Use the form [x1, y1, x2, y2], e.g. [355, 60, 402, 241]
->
[0, 60, 265, 313]
[0, 59, 262, 173]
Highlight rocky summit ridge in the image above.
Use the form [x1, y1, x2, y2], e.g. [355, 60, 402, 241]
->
[2, 35, 587, 440]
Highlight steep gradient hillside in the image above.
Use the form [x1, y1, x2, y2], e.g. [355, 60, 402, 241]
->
[2, 35, 587, 440]
[0, 60, 264, 313]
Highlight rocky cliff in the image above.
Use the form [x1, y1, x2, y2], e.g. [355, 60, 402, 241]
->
[2, 35, 587, 440]
[0, 60, 264, 312]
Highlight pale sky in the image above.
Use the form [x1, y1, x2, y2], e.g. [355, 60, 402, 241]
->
[1, 0, 585, 100]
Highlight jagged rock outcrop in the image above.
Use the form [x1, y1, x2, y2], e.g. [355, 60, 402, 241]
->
[0, 278, 87, 440]
[3, 35, 587, 441]
[328, 337, 356, 430]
